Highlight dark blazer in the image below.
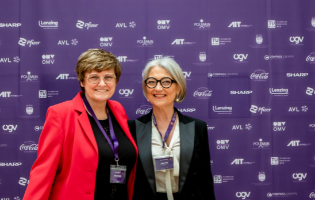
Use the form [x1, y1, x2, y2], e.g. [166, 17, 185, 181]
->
[128, 108, 215, 200]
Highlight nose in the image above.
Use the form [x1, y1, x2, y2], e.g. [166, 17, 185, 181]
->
[98, 77, 107, 86]
[154, 82, 163, 90]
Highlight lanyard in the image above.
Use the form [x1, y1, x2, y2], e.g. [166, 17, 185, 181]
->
[82, 96, 119, 163]
[152, 111, 176, 148]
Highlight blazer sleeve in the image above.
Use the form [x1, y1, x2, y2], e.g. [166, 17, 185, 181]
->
[23, 106, 64, 200]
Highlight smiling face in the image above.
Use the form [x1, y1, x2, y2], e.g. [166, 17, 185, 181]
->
[80, 69, 116, 105]
[146, 66, 180, 109]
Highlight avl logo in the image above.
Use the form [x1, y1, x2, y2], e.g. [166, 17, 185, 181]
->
[289, 36, 304, 44]
[287, 140, 300, 146]
[56, 74, 69, 79]
[232, 125, 243, 130]
[233, 54, 248, 61]
[0, 91, 11, 97]
[172, 39, 184, 45]
[228, 22, 241, 27]
[292, 173, 307, 181]
[119, 89, 134, 97]
[236, 192, 251, 199]
[2, 125, 17, 132]
[116, 23, 127, 28]
[231, 159, 244, 165]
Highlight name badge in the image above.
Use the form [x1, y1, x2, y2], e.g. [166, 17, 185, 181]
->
[154, 155, 174, 171]
[110, 165, 127, 184]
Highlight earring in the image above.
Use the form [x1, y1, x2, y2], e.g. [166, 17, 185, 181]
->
[175, 95, 180, 102]
[147, 99, 150, 102]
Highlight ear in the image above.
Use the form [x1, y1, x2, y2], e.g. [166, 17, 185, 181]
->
[80, 81, 85, 88]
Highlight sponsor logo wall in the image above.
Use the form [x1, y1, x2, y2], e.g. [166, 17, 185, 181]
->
[0, 1, 314, 199]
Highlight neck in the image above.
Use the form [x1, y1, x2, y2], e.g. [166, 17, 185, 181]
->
[152, 104, 175, 123]
[85, 95, 108, 120]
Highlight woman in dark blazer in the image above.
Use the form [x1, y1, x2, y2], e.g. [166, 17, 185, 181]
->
[128, 57, 215, 200]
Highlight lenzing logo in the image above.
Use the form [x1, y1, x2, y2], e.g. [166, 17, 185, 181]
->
[178, 108, 196, 113]
[287, 73, 308, 77]
[250, 69, 269, 80]
[273, 122, 286, 131]
[136, 105, 152, 115]
[39, 90, 47, 98]
[56, 74, 69, 79]
[21, 71, 38, 82]
[0, 91, 11, 97]
[256, 34, 263, 44]
[100, 37, 113, 47]
[217, 140, 229, 149]
[288, 105, 308, 112]
[0, 162, 22, 167]
[306, 87, 315, 95]
[292, 173, 307, 181]
[194, 19, 210, 29]
[290, 36, 304, 45]
[236, 192, 250, 199]
[269, 88, 289, 96]
[193, 87, 212, 99]
[76, 20, 98, 30]
[253, 138, 270, 149]
[214, 175, 222, 183]
[213, 106, 232, 114]
[42, 54, 55, 64]
[233, 54, 248, 62]
[259, 172, 266, 182]
[0, 23, 21, 27]
[230, 91, 253, 95]
[119, 89, 134, 97]
[20, 141, 38, 152]
[137, 37, 154, 46]
[18, 177, 29, 186]
[58, 39, 78, 45]
[157, 20, 170, 29]
[116, 22, 136, 28]
[250, 105, 271, 114]
[199, 52, 206, 62]
[18, 38, 40, 47]
[38, 20, 58, 28]
[306, 52, 315, 63]
[2, 125, 17, 133]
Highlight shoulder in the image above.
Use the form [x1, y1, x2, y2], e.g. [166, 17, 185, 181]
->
[48, 100, 75, 115]
[178, 112, 207, 127]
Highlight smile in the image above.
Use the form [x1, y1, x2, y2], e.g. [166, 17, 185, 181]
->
[95, 89, 108, 92]
[153, 94, 166, 97]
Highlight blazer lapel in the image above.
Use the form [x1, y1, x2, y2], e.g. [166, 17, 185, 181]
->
[136, 115, 156, 194]
[178, 113, 195, 193]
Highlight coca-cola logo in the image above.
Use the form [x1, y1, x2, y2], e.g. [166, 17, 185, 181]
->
[250, 70, 269, 80]
[20, 141, 38, 152]
[193, 87, 212, 99]
[136, 105, 152, 115]
[306, 52, 315, 62]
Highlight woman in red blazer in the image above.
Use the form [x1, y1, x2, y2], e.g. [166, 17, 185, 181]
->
[23, 49, 138, 200]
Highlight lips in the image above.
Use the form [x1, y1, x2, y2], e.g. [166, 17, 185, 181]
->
[95, 89, 108, 92]
[153, 94, 166, 97]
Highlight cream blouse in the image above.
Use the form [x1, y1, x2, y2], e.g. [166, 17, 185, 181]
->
[151, 115, 180, 200]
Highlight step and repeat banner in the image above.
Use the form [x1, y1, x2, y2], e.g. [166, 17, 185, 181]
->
[1, 0, 315, 199]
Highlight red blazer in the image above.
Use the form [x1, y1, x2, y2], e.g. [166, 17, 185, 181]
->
[23, 92, 138, 200]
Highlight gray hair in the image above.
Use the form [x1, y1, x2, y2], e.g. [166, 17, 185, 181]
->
[142, 57, 186, 103]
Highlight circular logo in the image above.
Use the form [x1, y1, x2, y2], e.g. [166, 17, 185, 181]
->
[264, 55, 270, 60]
[267, 193, 272, 198]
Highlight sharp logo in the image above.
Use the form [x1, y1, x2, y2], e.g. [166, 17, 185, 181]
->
[2, 125, 17, 132]
[233, 54, 248, 61]
[228, 21, 241, 27]
[232, 125, 243, 130]
[100, 37, 113, 47]
[157, 20, 170, 29]
[171, 39, 184, 45]
[56, 74, 69, 79]
[0, 162, 22, 166]
[306, 87, 315, 95]
[230, 91, 253, 95]
[18, 38, 40, 47]
[290, 36, 304, 44]
[117, 56, 127, 62]
[177, 108, 196, 112]
[0, 58, 11, 63]
[119, 89, 134, 97]
[42, 55, 55, 64]
[0, 91, 11, 97]
[287, 140, 300, 146]
[183, 71, 191, 79]
[18, 177, 29, 186]
[0, 23, 21, 27]
[76, 20, 98, 30]
[231, 159, 244, 165]
[287, 73, 308, 77]
[292, 173, 307, 181]
[116, 23, 127, 28]
[236, 192, 251, 199]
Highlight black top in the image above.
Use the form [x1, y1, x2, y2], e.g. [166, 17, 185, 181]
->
[88, 108, 136, 200]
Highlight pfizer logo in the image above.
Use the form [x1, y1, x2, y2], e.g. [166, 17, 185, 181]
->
[264, 55, 270, 60]
[267, 193, 272, 198]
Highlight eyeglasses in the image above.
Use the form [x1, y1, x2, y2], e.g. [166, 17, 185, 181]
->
[86, 73, 116, 84]
[144, 77, 177, 89]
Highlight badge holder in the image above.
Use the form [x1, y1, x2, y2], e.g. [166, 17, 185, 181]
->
[110, 159, 127, 184]
[153, 154, 174, 171]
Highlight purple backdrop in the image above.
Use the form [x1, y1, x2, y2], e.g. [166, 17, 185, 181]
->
[1, 0, 315, 199]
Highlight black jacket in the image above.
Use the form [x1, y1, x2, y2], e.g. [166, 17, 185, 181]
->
[128, 108, 216, 200]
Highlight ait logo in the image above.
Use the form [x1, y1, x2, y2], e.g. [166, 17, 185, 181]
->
[259, 172, 266, 182]
[199, 52, 206, 62]
[26, 105, 33, 115]
[312, 17, 315, 27]
[256, 34, 263, 44]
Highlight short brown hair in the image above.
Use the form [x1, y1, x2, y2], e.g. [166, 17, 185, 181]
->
[76, 49, 121, 93]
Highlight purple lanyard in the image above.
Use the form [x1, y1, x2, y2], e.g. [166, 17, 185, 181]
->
[152, 111, 176, 148]
[82, 96, 119, 162]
